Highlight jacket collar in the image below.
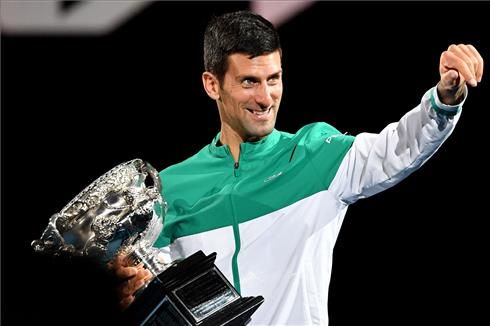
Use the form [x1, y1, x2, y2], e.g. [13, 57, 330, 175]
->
[209, 129, 281, 159]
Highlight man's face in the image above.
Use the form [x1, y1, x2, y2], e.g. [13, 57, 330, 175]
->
[217, 50, 283, 142]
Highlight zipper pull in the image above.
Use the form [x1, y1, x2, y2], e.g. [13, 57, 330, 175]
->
[234, 161, 240, 177]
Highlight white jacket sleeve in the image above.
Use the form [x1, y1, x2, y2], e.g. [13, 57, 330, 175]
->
[329, 86, 466, 204]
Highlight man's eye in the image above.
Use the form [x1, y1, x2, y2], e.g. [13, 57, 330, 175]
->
[268, 77, 279, 86]
[242, 79, 255, 87]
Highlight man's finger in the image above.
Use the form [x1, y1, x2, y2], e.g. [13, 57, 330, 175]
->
[448, 44, 477, 80]
[441, 50, 477, 86]
[119, 295, 134, 310]
[119, 278, 136, 296]
[467, 44, 484, 82]
[118, 270, 151, 295]
[114, 266, 139, 279]
[441, 70, 460, 88]
[457, 44, 480, 79]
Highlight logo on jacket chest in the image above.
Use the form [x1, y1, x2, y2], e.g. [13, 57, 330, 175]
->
[264, 171, 283, 183]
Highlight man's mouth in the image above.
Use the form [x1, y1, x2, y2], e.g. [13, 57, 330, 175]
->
[246, 108, 272, 117]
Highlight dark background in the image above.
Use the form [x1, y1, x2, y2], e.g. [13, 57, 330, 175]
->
[2, 1, 489, 325]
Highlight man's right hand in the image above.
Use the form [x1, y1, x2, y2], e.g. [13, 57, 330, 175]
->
[108, 254, 153, 310]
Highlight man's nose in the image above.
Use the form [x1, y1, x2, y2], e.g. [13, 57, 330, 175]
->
[254, 83, 274, 109]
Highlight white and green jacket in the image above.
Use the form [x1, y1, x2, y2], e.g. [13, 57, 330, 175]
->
[156, 87, 464, 325]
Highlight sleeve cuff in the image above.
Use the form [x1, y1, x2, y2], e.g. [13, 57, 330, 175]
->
[429, 85, 467, 117]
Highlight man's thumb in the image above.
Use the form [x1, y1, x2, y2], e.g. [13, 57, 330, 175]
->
[441, 69, 460, 88]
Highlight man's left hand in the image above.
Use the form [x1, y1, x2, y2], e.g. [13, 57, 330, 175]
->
[438, 44, 483, 105]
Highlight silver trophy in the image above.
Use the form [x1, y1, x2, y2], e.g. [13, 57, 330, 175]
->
[32, 159, 263, 326]
[32, 159, 169, 275]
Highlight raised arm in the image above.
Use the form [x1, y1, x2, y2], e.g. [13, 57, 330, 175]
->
[329, 44, 483, 204]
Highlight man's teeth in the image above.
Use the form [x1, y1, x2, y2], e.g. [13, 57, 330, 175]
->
[249, 108, 270, 116]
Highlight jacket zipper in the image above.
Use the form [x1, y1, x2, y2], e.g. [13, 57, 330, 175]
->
[230, 156, 242, 293]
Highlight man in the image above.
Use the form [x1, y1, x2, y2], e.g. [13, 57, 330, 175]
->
[112, 10, 483, 325]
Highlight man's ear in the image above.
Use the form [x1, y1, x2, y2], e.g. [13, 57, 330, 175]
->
[202, 72, 220, 100]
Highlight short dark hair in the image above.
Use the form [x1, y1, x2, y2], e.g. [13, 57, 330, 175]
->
[203, 11, 282, 83]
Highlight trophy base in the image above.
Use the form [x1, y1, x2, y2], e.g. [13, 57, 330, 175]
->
[125, 251, 264, 326]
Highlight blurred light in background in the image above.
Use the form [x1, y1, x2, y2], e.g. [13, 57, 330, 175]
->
[1, 1, 316, 35]
[0, 0, 151, 35]
[250, 0, 316, 27]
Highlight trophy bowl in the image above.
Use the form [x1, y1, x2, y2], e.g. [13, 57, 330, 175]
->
[32, 159, 263, 326]
[32, 159, 168, 273]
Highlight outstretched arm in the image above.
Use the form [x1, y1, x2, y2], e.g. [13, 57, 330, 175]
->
[329, 44, 483, 203]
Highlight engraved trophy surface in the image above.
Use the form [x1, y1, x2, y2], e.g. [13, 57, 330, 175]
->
[32, 159, 263, 326]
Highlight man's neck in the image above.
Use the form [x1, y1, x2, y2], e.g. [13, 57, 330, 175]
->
[219, 126, 269, 162]
[219, 130, 242, 162]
